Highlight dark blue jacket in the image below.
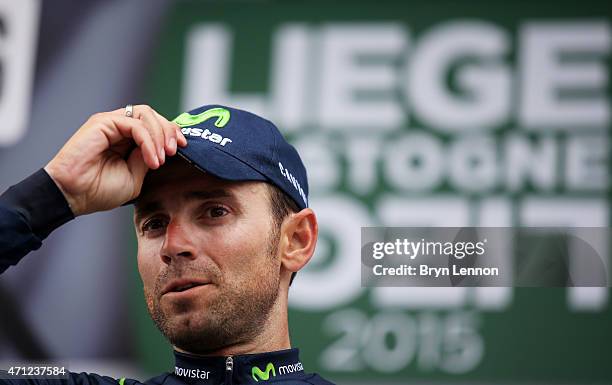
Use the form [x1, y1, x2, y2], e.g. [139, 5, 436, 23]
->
[0, 169, 334, 385]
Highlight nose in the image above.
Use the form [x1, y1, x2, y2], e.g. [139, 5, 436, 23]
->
[160, 218, 197, 265]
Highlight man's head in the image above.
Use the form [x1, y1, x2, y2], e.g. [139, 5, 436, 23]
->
[132, 105, 316, 355]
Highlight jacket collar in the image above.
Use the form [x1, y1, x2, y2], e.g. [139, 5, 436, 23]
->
[173, 348, 304, 384]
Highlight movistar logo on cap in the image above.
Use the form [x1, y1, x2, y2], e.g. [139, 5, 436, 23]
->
[176, 107, 233, 146]
[251, 363, 276, 382]
[173, 107, 230, 128]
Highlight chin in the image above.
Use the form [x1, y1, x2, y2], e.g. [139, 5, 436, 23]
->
[165, 315, 231, 353]
[172, 310, 208, 328]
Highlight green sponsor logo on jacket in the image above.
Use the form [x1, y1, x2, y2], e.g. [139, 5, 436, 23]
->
[251, 363, 276, 382]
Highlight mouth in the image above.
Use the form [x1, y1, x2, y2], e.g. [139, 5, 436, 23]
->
[162, 278, 210, 296]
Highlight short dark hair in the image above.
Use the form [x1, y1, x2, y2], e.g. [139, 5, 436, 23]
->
[266, 183, 300, 285]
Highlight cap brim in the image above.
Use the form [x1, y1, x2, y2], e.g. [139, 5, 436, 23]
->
[123, 141, 268, 206]
[176, 141, 268, 183]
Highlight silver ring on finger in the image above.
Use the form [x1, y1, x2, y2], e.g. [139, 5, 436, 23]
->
[125, 104, 134, 118]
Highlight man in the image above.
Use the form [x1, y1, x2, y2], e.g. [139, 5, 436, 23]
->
[0, 104, 334, 385]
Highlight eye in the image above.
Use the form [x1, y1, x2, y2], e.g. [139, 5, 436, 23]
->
[208, 205, 229, 218]
[142, 216, 168, 233]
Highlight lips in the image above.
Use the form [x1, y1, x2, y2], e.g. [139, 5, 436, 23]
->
[162, 278, 210, 296]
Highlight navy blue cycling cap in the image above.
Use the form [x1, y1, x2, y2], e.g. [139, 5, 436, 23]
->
[171, 104, 309, 210]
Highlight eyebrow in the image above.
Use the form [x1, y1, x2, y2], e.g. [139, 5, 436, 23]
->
[134, 189, 234, 224]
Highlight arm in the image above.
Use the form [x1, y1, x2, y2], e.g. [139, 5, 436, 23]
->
[0, 169, 73, 274]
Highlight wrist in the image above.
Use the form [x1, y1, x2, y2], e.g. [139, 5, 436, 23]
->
[43, 164, 82, 216]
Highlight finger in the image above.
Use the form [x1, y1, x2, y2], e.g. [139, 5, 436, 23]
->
[110, 106, 186, 148]
[135, 105, 166, 165]
[126, 147, 149, 199]
[172, 119, 187, 147]
[176, 125, 188, 147]
[108, 138, 133, 158]
[105, 115, 160, 169]
[109, 107, 129, 115]
[153, 110, 187, 151]
[152, 110, 178, 156]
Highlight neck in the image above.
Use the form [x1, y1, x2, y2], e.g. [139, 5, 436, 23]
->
[174, 288, 290, 357]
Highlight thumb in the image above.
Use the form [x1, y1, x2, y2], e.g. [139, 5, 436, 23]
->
[126, 147, 149, 199]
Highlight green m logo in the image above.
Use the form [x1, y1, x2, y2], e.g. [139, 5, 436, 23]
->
[173, 107, 230, 128]
[251, 363, 276, 382]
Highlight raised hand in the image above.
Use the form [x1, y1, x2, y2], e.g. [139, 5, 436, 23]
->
[44, 105, 187, 216]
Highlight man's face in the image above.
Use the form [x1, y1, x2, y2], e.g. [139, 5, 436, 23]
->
[134, 159, 281, 354]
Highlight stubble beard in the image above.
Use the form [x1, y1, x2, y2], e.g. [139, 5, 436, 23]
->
[144, 231, 281, 354]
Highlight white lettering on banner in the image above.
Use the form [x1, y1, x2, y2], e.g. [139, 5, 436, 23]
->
[504, 135, 557, 191]
[272, 25, 311, 132]
[343, 136, 382, 195]
[565, 134, 609, 191]
[407, 21, 511, 132]
[320, 309, 483, 374]
[318, 24, 406, 131]
[520, 22, 611, 128]
[384, 133, 444, 192]
[182, 21, 609, 131]
[299, 131, 606, 195]
[448, 135, 497, 193]
[0, 0, 40, 146]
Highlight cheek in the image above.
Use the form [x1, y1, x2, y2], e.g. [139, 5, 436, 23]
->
[136, 240, 161, 289]
[208, 219, 276, 278]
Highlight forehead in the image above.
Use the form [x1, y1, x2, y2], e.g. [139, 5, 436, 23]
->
[135, 157, 268, 207]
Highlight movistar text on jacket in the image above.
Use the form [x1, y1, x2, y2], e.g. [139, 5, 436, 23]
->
[174, 366, 210, 379]
[278, 362, 304, 375]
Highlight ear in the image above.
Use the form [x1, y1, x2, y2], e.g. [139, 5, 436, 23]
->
[279, 208, 318, 278]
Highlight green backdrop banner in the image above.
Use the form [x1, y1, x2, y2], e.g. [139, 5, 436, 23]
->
[131, 1, 611, 383]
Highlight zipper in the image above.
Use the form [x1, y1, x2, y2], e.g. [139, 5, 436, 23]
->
[225, 356, 233, 385]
